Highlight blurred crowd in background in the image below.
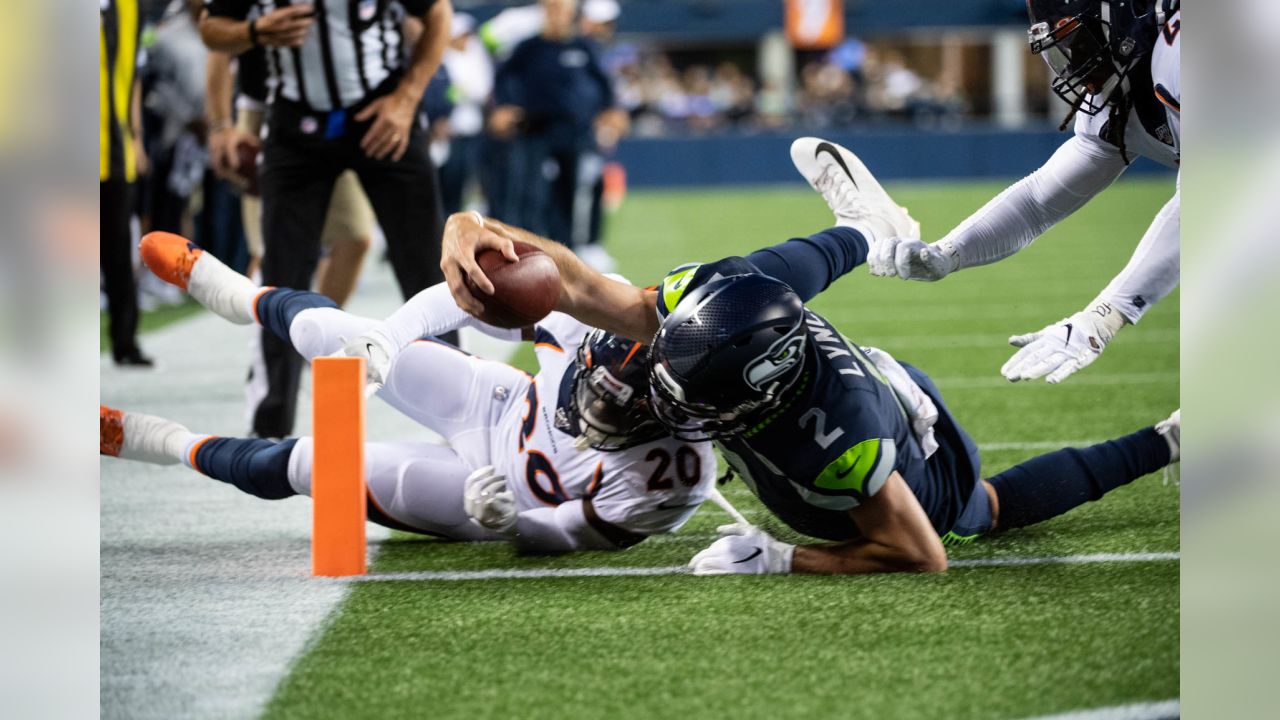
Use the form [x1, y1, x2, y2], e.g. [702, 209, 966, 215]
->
[104, 0, 1045, 372]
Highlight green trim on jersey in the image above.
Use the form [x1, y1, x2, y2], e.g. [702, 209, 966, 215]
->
[941, 531, 979, 547]
[660, 265, 700, 315]
[814, 438, 882, 495]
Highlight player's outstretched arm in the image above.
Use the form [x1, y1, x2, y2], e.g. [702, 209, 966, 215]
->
[441, 212, 660, 342]
[689, 472, 947, 576]
[793, 472, 948, 574]
[893, 134, 1129, 281]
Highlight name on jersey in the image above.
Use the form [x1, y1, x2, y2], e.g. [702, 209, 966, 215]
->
[805, 314, 864, 379]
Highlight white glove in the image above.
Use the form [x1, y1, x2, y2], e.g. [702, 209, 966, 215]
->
[462, 465, 517, 532]
[1001, 300, 1127, 384]
[863, 347, 939, 459]
[339, 325, 399, 392]
[892, 238, 959, 282]
[866, 236, 905, 277]
[688, 524, 795, 576]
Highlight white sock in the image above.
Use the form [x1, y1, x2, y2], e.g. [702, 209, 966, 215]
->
[119, 412, 203, 466]
[188, 252, 260, 325]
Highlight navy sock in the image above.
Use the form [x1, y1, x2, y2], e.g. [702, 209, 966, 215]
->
[255, 288, 338, 344]
[987, 427, 1171, 530]
[194, 437, 300, 500]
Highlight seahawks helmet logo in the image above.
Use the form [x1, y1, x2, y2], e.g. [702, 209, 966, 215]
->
[743, 334, 805, 391]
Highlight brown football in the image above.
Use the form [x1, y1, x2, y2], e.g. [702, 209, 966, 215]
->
[464, 240, 561, 328]
[234, 139, 261, 196]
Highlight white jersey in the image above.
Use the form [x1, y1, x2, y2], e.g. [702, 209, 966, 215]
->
[491, 312, 717, 539]
[1074, 10, 1180, 168]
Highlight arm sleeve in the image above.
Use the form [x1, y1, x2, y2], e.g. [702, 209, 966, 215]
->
[380, 283, 521, 348]
[1097, 174, 1180, 323]
[941, 134, 1130, 270]
[204, 0, 254, 19]
[511, 500, 634, 553]
[745, 227, 869, 302]
[586, 44, 616, 109]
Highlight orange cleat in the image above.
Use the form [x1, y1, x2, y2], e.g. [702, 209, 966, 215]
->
[101, 405, 124, 457]
[140, 231, 203, 290]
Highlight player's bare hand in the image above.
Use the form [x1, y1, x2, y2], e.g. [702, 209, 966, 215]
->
[441, 212, 518, 315]
[208, 126, 257, 183]
[488, 105, 524, 139]
[253, 5, 315, 48]
[355, 89, 417, 161]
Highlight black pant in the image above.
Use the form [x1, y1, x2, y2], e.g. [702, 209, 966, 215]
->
[252, 98, 444, 437]
[100, 180, 140, 358]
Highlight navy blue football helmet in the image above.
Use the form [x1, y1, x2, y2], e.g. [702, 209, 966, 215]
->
[648, 274, 807, 441]
[1026, 0, 1175, 115]
[557, 329, 667, 451]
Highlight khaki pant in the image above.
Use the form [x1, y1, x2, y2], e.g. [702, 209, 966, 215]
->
[237, 108, 375, 260]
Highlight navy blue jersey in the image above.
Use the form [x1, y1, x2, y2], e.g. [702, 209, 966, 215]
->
[656, 257, 985, 542]
[494, 36, 614, 137]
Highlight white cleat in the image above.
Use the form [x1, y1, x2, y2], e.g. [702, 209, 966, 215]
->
[789, 137, 921, 247]
[1155, 409, 1180, 463]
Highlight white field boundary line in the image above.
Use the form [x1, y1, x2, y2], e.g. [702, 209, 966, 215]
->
[933, 372, 1177, 389]
[1021, 699, 1179, 720]
[343, 551, 1178, 583]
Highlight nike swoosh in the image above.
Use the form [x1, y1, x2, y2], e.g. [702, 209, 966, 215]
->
[814, 142, 859, 190]
[366, 343, 376, 355]
[1063, 323, 1073, 346]
[732, 547, 763, 564]
[657, 500, 699, 511]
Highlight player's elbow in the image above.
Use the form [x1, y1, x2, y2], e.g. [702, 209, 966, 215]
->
[896, 541, 948, 573]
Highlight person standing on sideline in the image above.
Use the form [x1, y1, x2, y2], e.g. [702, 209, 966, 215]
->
[437, 14, 493, 216]
[205, 46, 374, 306]
[101, 0, 153, 367]
[200, 0, 453, 438]
[489, 0, 625, 246]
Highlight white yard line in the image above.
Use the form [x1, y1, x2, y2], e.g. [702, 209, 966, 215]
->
[343, 551, 1179, 583]
[933, 372, 1178, 389]
[1021, 699, 1180, 720]
[100, 265, 424, 720]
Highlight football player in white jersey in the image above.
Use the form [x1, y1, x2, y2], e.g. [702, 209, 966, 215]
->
[100, 231, 715, 553]
[878, 0, 1181, 384]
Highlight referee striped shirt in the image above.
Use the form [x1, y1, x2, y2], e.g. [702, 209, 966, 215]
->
[205, 0, 437, 111]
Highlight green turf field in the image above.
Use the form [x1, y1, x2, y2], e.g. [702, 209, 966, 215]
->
[265, 178, 1179, 719]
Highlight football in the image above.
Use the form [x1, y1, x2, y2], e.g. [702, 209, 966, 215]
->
[234, 139, 262, 196]
[465, 240, 561, 328]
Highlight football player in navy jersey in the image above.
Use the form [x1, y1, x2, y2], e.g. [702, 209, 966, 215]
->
[436, 138, 1179, 576]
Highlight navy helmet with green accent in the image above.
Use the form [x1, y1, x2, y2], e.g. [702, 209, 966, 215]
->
[649, 273, 807, 441]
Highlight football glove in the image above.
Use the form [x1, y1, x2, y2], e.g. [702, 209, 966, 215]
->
[339, 325, 398, 393]
[892, 238, 959, 282]
[863, 347, 939, 459]
[462, 465, 517, 532]
[1001, 300, 1127, 384]
[866, 236, 905, 277]
[688, 524, 795, 576]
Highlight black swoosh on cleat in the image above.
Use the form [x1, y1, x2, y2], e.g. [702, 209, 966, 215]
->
[814, 142, 859, 189]
[1063, 323, 1074, 346]
[732, 548, 763, 564]
[366, 343, 377, 356]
